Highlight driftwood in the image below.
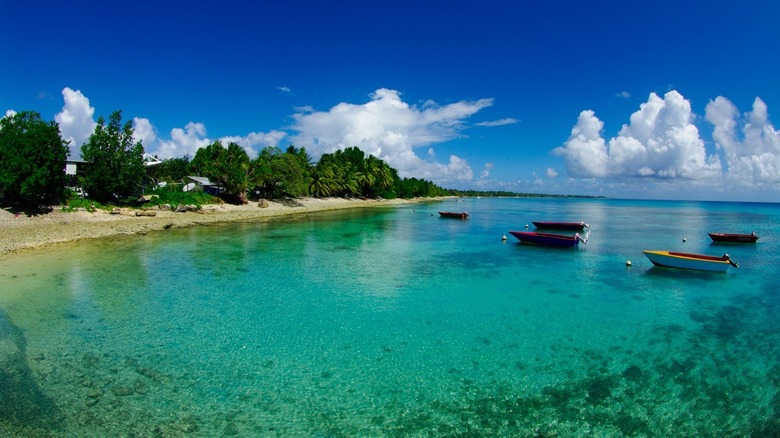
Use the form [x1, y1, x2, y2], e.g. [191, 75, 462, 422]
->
[135, 210, 157, 217]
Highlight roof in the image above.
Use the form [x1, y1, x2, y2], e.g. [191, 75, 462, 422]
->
[185, 176, 215, 186]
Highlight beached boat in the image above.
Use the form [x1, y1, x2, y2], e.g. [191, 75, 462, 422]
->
[642, 250, 738, 272]
[438, 211, 469, 219]
[708, 232, 759, 243]
[532, 221, 589, 231]
[508, 231, 587, 247]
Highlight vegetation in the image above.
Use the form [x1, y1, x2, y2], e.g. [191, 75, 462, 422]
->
[0, 111, 70, 206]
[2, 107, 599, 210]
[146, 184, 220, 208]
[80, 110, 145, 203]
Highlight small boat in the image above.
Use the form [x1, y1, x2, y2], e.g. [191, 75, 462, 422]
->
[532, 221, 589, 231]
[708, 232, 759, 243]
[438, 211, 469, 219]
[508, 231, 587, 247]
[642, 250, 738, 272]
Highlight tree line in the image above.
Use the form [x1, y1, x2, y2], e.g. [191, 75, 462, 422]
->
[0, 110, 451, 207]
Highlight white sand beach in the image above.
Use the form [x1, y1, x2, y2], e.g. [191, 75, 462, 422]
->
[0, 197, 434, 256]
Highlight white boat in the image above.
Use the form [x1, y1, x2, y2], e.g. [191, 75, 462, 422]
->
[642, 250, 738, 272]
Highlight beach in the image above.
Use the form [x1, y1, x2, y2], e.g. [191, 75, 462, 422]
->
[0, 197, 426, 256]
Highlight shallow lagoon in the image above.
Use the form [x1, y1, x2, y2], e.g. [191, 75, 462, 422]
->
[1, 198, 779, 436]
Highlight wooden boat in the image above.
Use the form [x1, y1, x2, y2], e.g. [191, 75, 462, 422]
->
[532, 221, 589, 231]
[642, 250, 738, 272]
[438, 211, 469, 219]
[508, 231, 587, 247]
[708, 232, 758, 243]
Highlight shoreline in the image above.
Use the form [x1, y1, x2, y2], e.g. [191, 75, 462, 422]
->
[0, 197, 442, 257]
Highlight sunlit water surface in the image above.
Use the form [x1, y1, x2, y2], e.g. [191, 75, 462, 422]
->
[1, 198, 780, 436]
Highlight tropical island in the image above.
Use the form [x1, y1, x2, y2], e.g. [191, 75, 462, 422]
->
[0, 110, 595, 255]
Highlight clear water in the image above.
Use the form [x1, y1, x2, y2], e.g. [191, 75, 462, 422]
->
[1, 198, 779, 436]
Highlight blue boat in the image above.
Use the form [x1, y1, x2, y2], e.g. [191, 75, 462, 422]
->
[508, 230, 587, 247]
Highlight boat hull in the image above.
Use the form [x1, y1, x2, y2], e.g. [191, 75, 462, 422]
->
[438, 211, 469, 219]
[642, 250, 734, 272]
[708, 233, 758, 243]
[532, 221, 588, 231]
[509, 231, 581, 247]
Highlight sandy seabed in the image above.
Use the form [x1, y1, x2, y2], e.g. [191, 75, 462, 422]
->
[0, 197, 435, 256]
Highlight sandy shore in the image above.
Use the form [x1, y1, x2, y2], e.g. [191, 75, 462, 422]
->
[0, 197, 437, 256]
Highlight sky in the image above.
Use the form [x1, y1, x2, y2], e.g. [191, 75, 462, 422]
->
[2, 0, 780, 202]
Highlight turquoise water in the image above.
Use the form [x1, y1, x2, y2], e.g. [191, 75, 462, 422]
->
[1, 198, 779, 436]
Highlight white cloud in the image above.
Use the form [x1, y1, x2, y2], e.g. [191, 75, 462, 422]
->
[616, 91, 631, 98]
[133, 117, 157, 148]
[288, 88, 492, 184]
[5, 109, 17, 118]
[55, 87, 97, 157]
[152, 122, 211, 159]
[705, 96, 780, 188]
[555, 90, 721, 180]
[475, 118, 519, 127]
[480, 162, 494, 178]
[546, 167, 558, 178]
[553, 110, 609, 178]
[219, 130, 287, 157]
[278, 86, 291, 93]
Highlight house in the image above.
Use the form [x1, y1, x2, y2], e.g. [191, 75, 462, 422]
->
[183, 176, 220, 195]
[64, 159, 89, 176]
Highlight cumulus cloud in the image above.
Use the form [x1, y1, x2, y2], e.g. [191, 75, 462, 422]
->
[55, 87, 97, 157]
[480, 162, 494, 178]
[219, 130, 287, 157]
[705, 96, 780, 187]
[555, 90, 721, 180]
[152, 122, 211, 159]
[288, 88, 491, 184]
[133, 117, 157, 148]
[546, 167, 558, 178]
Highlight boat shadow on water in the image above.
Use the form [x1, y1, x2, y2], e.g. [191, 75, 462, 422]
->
[641, 266, 737, 280]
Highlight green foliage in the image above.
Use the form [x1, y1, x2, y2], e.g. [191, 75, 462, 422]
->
[80, 110, 145, 203]
[151, 156, 191, 183]
[61, 193, 106, 212]
[0, 111, 70, 206]
[310, 147, 399, 198]
[191, 141, 251, 203]
[251, 146, 310, 198]
[147, 184, 219, 207]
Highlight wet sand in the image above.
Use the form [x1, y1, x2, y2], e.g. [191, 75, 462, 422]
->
[0, 197, 435, 256]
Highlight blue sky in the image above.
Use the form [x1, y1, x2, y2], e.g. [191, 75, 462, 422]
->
[3, 1, 780, 202]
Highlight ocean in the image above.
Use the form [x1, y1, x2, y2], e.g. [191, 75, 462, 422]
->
[1, 197, 779, 436]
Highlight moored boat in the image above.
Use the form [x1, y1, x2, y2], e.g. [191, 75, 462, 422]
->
[642, 250, 738, 272]
[508, 230, 587, 247]
[532, 221, 589, 231]
[438, 211, 469, 219]
[708, 232, 759, 243]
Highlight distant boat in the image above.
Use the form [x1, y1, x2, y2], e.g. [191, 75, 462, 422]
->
[508, 231, 587, 247]
[532, 221, 589, 231]
[642, 250, 738, 272]
[438, 211, 469, 219]
[708, 232, 759, 243]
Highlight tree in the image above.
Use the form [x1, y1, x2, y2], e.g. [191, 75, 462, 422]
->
[192, 141, 251, 203]
[154, 156, 191, 183]
[0, 111, 70, 206]
[250, 146, 308, 198]
[80, 111, 145, 202]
